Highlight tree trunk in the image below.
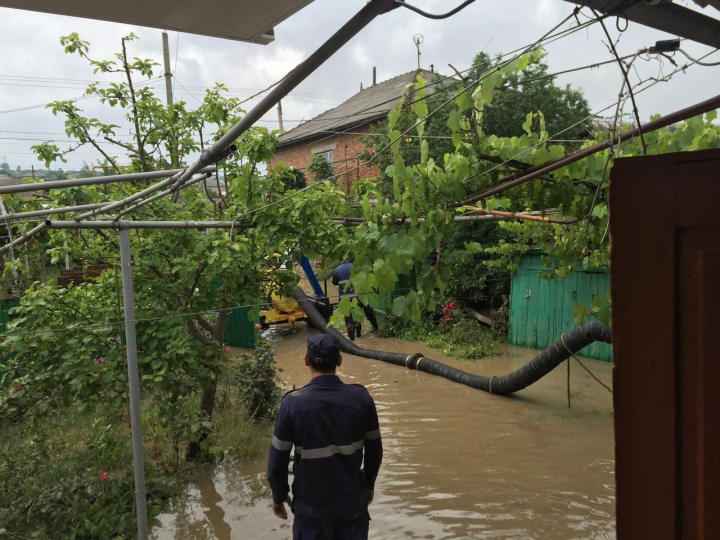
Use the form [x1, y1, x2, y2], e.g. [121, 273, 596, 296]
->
[186, 309, 230, 461]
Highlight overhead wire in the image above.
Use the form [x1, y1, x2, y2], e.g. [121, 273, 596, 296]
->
[393, 0, 477, 20]
[0, 270, 549, 340]
[273, 14, 607, 139]
[2, 8, 604, 231]
[203, 8, 598, 224]
[463, 46, 720, 189]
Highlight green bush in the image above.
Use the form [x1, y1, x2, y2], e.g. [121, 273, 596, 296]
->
[216, 340, 282, 420]
[378, 301, 503, 360]
[0, 411, 179, 539]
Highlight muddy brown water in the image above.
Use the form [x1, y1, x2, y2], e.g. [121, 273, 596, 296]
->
[153, 324, 615, 539]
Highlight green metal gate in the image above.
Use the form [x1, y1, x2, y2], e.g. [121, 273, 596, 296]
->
[509, 252, 613, 362]
[224, 306, 258, 349]
[377, 273, 415, 316]
[0, 298, 20, 335]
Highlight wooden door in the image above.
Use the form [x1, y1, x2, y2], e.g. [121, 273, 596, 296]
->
[611, 148, 720, 539]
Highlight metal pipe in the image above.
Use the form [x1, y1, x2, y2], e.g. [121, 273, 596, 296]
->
[118, 228, 149, 540]
[188, 0, 396, 174]
[7, 202, 109, 220]
[48, 220, 252, 230]
[4, 174, 211, 221]
[456, 92, 720, 206]
[0, 166, 216, 196]
[0, 221, 49, 254]
[115, 173, 211, 218]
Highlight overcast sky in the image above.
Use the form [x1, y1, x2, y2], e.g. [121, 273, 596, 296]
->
[1, 0, 718, 170]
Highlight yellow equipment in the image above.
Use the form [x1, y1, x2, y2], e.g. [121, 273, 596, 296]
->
[260, 291, 307, 327]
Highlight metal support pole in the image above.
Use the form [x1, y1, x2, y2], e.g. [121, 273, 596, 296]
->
[277, 101, 284, 131]
[0, 166, 216, 196]
[456, 92, 720, 206]
[118, 228, 149, 540]
[162, 32, 173, 107]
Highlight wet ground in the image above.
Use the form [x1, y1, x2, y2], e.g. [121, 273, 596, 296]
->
[153, 324, 615, 539]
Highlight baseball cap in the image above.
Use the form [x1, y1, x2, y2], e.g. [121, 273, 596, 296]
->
[307, 334, 340, 366]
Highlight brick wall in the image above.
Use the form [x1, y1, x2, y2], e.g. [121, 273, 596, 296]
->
[269, 122, 381, 192]
[57, 264, 113, 288]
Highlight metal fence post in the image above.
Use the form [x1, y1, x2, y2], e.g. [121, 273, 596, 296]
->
[118, 227, 149, 540]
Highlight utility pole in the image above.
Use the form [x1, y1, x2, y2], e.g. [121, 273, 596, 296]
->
[162, 32, 173, 106]
[277, 100, 285, 131]
[162, 32, 179, 168]
[413, 34, 423, 70]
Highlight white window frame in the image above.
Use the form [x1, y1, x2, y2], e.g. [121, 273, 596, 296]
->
[316, 150, 333, 164]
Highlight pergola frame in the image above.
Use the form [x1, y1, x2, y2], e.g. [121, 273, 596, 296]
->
[1, 1, 719, 538]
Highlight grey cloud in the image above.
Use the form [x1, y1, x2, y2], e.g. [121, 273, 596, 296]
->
[1, 0, 718, 169]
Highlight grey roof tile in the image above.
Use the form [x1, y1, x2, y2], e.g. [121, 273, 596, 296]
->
[277, 68, 443, 147]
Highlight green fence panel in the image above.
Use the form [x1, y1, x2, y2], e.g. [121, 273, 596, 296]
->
[509, 253, 613, 362]
[0, 298, 20, 334]
[377, 273, 415, 316]
[224, 306, 258, 349]
[1, 298, 21, 368]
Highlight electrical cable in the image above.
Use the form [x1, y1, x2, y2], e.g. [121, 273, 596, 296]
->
[592, 8, 646, 154]
[457, 47, 718, 193]
[227, 9, 599, 221]
[0, 11, 615, 235]
[676, 47, 720, 67]
[0, 269, 581, 340]
[276, 15, 606, 140]
[394, 0, 477, 20]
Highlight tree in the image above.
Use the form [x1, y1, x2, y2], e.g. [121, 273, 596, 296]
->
[469, 52, 591, 141]
[358, 51, 589, 307]
[332, 50, 720, 330]
[0, 162, 10, 173]
[1, 33, 348, 459]
[307, 154, 334, 183]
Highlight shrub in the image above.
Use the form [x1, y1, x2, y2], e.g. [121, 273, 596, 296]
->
[216, 340, 282, 420]
[378, 301, 503, 360]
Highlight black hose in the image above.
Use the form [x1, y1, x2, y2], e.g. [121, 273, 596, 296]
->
[293, 287, 612, 396]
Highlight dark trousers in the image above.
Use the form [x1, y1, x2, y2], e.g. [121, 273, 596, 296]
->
[293, 511, 369, 540]
[343, 301, 378, 339]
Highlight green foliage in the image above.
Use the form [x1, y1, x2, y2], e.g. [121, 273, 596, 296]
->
[269, 163, 307, 191]
[468, 52, 591, 141]
[341, 46, 720, 332]
[378, 301, 502, 360]
[307, 154, 334, 183]
[573, 292, 612, 326]
[216, 341, 283, 420]
[0, 411, 179, 538]
[2, 31, 348, 471]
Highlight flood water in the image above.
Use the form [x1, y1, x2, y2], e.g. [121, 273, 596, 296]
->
[153, 324, 615, 539]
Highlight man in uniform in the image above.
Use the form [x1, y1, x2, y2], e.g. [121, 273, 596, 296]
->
[332, 258, 379, 341]
[267, 334, 383, 539]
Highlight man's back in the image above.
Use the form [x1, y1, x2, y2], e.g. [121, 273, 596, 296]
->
[268, 375, 382, 519]
[332, 260, 355, 297]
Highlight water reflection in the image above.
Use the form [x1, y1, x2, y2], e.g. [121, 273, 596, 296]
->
[153, 325, 616, 539]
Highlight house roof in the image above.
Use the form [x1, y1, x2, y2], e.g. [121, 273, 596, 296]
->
[277, 68, 444, 147]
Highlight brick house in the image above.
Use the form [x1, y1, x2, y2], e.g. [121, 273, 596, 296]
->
[270, 68, 438, 192]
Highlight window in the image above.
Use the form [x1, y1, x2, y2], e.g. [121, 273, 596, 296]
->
[316, 150, 333, 163]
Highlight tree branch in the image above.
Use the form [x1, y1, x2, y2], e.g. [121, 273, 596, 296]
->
[121, 37, 148, 170]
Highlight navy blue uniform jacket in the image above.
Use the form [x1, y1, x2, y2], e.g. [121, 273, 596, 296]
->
[267, 375, 383, 518]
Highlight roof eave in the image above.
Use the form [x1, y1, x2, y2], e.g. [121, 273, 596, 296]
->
[276, 115, 385, 149]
